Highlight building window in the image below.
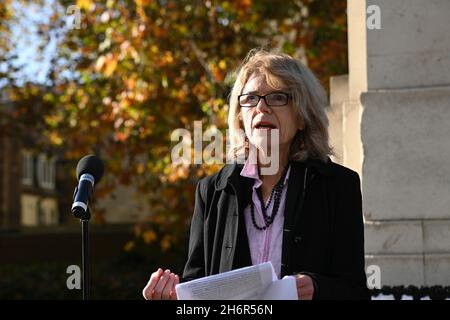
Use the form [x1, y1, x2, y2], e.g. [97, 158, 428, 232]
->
[21, 196, 59, 226]
[36, 154, 56, 190]
[40, 198, 59, 225]
[21, 150, 34, 186]
[21, 194, 39, 226]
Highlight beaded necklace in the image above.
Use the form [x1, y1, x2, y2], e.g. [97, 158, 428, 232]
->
[250, 166, 289, 231]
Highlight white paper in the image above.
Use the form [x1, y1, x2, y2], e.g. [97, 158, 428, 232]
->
[260, 276, 298, 300]
[175, 262, 298, 300]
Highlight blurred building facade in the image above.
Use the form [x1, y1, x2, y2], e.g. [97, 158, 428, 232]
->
[0, 121, 148, 229]
[0, 132, 61, 229]
[0, 102, 133, 265]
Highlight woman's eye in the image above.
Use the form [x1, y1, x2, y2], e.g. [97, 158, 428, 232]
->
[272, 94, 284, 100]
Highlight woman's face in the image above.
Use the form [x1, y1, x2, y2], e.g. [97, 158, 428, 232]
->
[240, 74, 303, 153]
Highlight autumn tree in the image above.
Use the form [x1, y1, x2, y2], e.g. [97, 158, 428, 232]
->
[3, 0, 347, 251]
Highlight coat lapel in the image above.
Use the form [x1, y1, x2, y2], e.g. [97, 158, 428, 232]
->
[280, 161, 306, 276]
[215, 163, 253, 271]
[228, 165, 253, 269]
[283, 161, 307, 230]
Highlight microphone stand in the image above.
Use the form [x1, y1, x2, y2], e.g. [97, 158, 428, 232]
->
[72, 186, 92, 300]
[81, 208, 91, 300]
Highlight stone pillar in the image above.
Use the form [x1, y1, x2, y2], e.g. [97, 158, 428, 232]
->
[345, 0, 450, 286]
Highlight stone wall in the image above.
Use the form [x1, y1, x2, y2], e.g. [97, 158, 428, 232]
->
[328, 0, 450, 286]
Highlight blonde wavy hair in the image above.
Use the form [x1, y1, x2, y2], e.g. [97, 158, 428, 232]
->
[228, 48, 332, 163]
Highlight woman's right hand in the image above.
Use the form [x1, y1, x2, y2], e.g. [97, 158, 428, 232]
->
[142, 268, 179, 300]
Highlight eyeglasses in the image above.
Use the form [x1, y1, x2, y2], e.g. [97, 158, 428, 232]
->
[238, 92, 291, 107]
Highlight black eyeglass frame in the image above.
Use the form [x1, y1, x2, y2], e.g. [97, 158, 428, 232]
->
[238, 92, 291, 107]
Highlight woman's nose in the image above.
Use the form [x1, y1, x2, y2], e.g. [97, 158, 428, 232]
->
[255, 98, 272, 114]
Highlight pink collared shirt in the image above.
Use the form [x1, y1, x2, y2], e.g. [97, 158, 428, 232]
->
[240, 160, 291, 278]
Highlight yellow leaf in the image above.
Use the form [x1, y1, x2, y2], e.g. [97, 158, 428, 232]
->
[124, 241, 135, 252]
[107, 0, 115, 9]
[164, 51, 173, 64]
[143, 230, 157, 244]
[49, 132, 63, 145]
[76, 0, 92, 10]
[95, 55, 105, 72]
[161, 74, 168, 88]
[160, 236, 171, 252]
[104, 56, 118, 76]
[151, 45, 159, 54]
[137, 163, 145, 174]
[135, 0, 152, 6]
[218, 59, 227, 70]
[134, 225, 142, 237]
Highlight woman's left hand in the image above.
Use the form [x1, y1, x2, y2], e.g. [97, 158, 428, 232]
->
[295, 274, 314, 300]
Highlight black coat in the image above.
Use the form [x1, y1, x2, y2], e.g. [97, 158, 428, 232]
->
[182, 158, 370, 300]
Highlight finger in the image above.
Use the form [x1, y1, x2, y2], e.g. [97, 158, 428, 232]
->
[295, 275, 314, 300]
[295, 275, 312, 288]
[161, 273, 176, 300]
[170, 275, 179, 300]
[143, 268, 163, 300]
[142, 268, 163, 300]
[295, 275, 307, 287]
[153, 269, 171, 300]
[298, 286, 314, 300]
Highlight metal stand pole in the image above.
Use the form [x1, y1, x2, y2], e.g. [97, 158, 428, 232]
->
[81, 209, 90, 300]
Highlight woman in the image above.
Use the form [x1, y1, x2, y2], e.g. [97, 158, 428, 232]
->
[143, 49, 369, 300]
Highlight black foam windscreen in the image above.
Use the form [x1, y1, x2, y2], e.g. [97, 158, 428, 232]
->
[76, 154, 104, 183]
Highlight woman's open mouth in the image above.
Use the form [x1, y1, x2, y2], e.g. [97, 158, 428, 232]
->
[254, 121, 277, 130]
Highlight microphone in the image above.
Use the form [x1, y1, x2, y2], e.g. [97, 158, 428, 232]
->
[71, 155, 104, 219]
